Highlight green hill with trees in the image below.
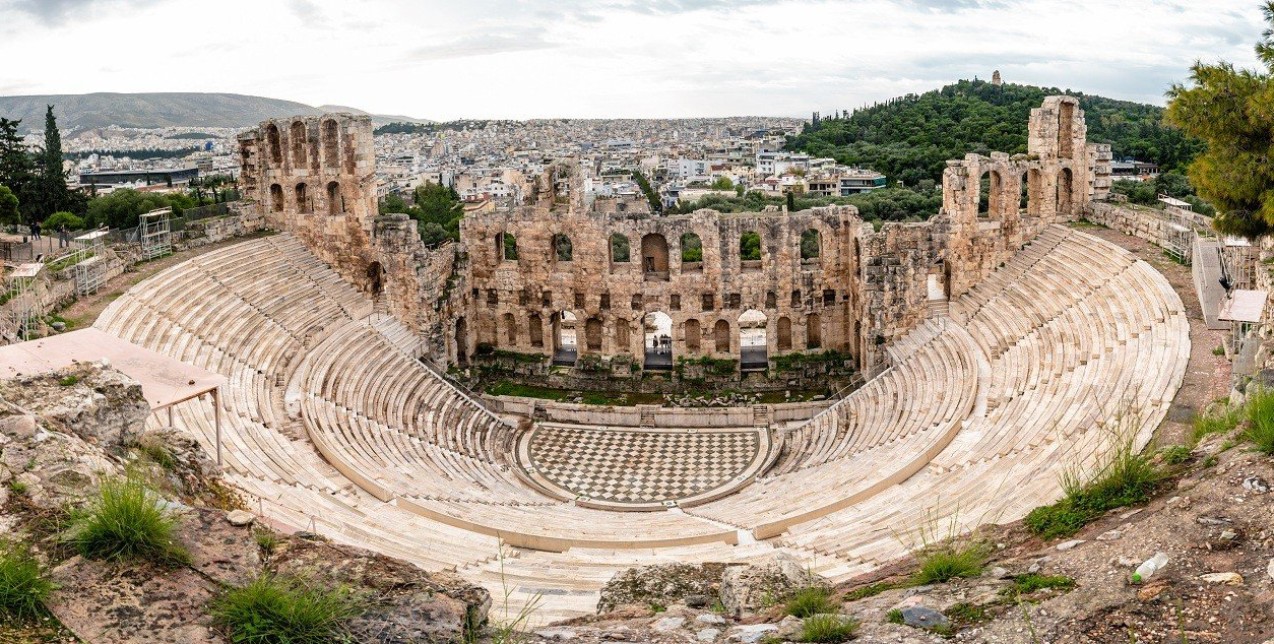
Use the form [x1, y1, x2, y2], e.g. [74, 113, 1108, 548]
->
[788, 79, 1201, 186]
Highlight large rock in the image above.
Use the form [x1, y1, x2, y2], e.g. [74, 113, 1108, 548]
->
[719, 554, 821, 617]
[271, 533, 491, 642]
[46, 557, 222, 643]
[598, 562, 731, 613]
[0, 410, 120, 510]
[0, 365, 149, 447]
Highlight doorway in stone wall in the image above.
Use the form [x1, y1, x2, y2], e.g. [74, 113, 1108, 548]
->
[739, 309, 768, 371]
[552, 310, 578, 365]
[643, 311, 673, 370]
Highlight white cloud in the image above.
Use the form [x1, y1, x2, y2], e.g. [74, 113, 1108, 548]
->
[0, 0, 1264, 119]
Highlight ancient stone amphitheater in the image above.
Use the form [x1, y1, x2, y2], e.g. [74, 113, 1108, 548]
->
[91, 98, 1190, 624]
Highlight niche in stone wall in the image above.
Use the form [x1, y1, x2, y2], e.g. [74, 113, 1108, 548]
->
[1058, 102, 1075, 159]
[270, 184, 284, 213]
[777, 316, 793, 352]
[1057, 168, 1074, 218]
[454, 317, 468, 365]
[807, 312, 822, 349]
[326, 181, 342, 215]
[529, 312, 544, 348]
[585, 317, 603, 351]
[266, 123, 282, 165]
[322, 120, 340, 168]
[713, 319, 730, 354]
[503, 312, 517, 345]
[295, 183, 311, 213]
[290, 121, 306, 167]
[685, 319, 701, 353]
[641, 234, 670, 279]
[1025, 169, 1042, 216]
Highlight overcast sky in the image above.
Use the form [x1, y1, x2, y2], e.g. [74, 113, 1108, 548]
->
[0, 0, 1265, 119]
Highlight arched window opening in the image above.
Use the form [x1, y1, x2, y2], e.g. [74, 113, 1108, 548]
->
[295, 183, 310, 213]
[977, 171, 992, 219]
[529, 313, 544, 348]
[739, 309, 768, 370]
[497, 232, 518, 261]
[322, 120, 339, 168]
[641, 233, 669, 280]
[1026, 169, 1042, 216]
[269, 184, 284, 213]
[326, 181, 342, 215]
[739, 230, 761, 266]
[800, 229, 821, 262]
[643, 311, 673, 370]
[454, 317, 468, 366]
[987, 170, 1004, 220]
[685, 319, 701, 353]
[585, 317, 603, 352]
[1057, 168, 1074, 218]
[503, 312, 517, 345]
[290, 121, 306, 167]
[552, 233, 573, 262]
[777, 317, 793, 352]
[807, 312, 822, 349]
[680, 232, 702, 272]
[610, 233, 630, 263]
[266, 123, 281, 165]
[713, 319, 731, 354]
[366, 261, 384, 298]
[552, 311, 577, 365]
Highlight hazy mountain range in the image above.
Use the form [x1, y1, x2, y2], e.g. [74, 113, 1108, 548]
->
[0, 92, 433, 132]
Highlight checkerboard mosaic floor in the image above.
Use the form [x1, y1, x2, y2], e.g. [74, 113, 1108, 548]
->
[525, 425, 762, 506]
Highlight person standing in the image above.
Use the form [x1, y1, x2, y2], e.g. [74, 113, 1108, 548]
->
[31, 220, 41, 241]
[58, 224, 69, 248]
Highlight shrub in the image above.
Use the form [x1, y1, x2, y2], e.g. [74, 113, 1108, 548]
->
[1025, 437, 1161, 540]
[0, 545, 54, 622]
[57, 375, 78, 387]
[912, 539, 989, 584]
[785, 586, 837, 618]
[799, 614, 859, 643]
[1242, 388, 1274, 454]
[211, 575, 358, 644]
[66, 475, 189, 564]
[43, 211, 84, 231]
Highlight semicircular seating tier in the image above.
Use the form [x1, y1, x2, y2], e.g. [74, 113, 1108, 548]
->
[91, 225, 1190, 625]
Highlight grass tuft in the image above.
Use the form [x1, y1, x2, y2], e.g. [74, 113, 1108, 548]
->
[1191, 404, 1242, 444]
[885, 608, 904, 624]
[785, 586, 837, 618]
[1003, 574, 1075, 599]
[799, 614, 859, 643]
[912, 538, 989, 585]
[65, 475, 189, 564]
[1025, 436, 1161, 540]
[57, 375, 78, 387]
[1158, 445, 1191, 465]
[1241, 388, 1274, 454]
[210, 574, 358, 644]
[0, 544, 54, 622]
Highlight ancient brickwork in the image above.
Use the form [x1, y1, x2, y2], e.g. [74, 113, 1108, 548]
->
[459, 205, 858, 367]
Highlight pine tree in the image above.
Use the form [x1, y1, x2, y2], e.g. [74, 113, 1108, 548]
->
[0, 118, 35, 223]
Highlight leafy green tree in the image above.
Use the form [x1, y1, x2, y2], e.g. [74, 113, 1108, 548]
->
[710, 176, 734, 190]
[85, 189, 190, 229]
[0, 118, 35, 221]
[1165, 3, 1274, 236]
[0, 185, 19, 230]
[630, 170, 662, 213]
[801, 229, 821, 259]
[680, 233, 702, 262]
[740, 231, 761, 260]
[44, 211, 84, 230]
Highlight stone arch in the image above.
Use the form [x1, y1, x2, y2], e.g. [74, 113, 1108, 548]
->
[641, 233, 669, 278]
[322, 119, 340, 168]
[265, 123, 282, 165]
[643, 311, 673, 370]
[290, 120, 306, 167]
[584, 317, 603, 352]
[552, 310, 577, 364]
[1025, 169, 1043, 216]
[988, 169, 1005, 219]
[807, 312, 822, 349]
[295, 183, 310, 213]
[777, 316, 793, 351]
[610, 233, 630, 263]
[366, 261, 384, 298]
[680, 232, 703, 271]
[454, 317, 468, 366]
[739, 230, 761, 263]
[528, 312, 544, 348]
[713, 319, 731, 354]
[1057, 167, 1074, 218]
[326, 181, 341, 215]
[503, 312, 517, 345]
[552, 233, 572, 262]
[685, 319, 701, 353]
[800, 229, 821, 261]
[739, 309, 768, 369]
[269, 183, 284, 213]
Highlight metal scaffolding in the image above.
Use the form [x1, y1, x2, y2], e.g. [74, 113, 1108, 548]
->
[6, 263, 44, 340]
[139, 207, 173, 261]
[72, 230, 109, 296]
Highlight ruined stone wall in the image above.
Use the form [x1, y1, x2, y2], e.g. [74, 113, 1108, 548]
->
[459, 205, 859, 367]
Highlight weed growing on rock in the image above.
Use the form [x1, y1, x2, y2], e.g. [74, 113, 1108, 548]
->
[1025, 433, 1161, 540]
[1191, 403, 1242, 444]
[1158, 445, 1191, 465]
[65, 475, 189, 564]
[1241, 388, 1274, 454]
[799, 614, 859, 643]
[885, 608, 904, 624]
[56, 376, 77, 387]
[0, 544, 53, 622]
[913, 539, 989, 584]
[1002, 574, 1075, 599]
[211, 574, 358, 644]
[945, 602, 990, 626]
[785, 586, 837, 618]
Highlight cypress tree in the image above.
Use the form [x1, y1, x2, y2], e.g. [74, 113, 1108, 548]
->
[35, 106, 68, 218]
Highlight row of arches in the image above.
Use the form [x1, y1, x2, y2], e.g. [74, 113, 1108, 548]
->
[268, 181, 343, 215]
[976, 166, 1076, 220]
[494, 230, 824, 274]
[263, 119, 351, 174]
[472, 309, 824, 369]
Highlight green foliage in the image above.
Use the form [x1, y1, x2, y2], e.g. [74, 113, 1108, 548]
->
[1004, 574, 1075, 598]
[671, 184, 942, 223]
[710, 176, 734, 190]
[801, 229, 821, 259]
[675, 356, 737, 377]
[1109, 172, 1215, 216]
[380, 182, 464, 245]
[0, 185, 18, 229]
[772, 350, 852, 373]
[785, 586, 837, 618]
[502, 233, 518, 260]
[945, 602, 991, 625]
[1158, 445, 1191, 465]
[630, 170, 662, 213]
[791, 78, 1201, 186]
[1165, 6, 1274, 237]
[210, 574, 359, 644]
[85, 188, 193, 229]
[843, 580, 907, 601]
[885, 608, 904, 624]
[798, 614, 859, 643]
[1241, 387, 1274, 454]
[912, 539, 989, 585]
[609, 233, 630, 262]
[66, 475, 189, 564]
[0, 544, 54, 623]
[739, 231, 761, 260]
[254, 529, 279, 556]
[56, 375, 78, 387]
[42, 211, 83, 231]
[553, 233, 573, 261]
[1191, 403, 1243, 444]
[1025, 437, 1161, 539]
[680, 233, 702, 262]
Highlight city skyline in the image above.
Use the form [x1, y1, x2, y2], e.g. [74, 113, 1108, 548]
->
[0, 0, 1265, 120]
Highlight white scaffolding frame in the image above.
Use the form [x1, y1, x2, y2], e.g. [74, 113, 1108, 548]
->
[139, 207, 173, 261]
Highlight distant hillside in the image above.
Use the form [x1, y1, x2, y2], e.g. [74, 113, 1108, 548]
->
[0, 92, 330, 131]
[788, 79, 1203, 185]
[318, 105, 434, 127]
